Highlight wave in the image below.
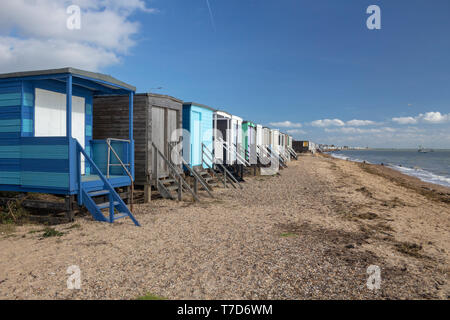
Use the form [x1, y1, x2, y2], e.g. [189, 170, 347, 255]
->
[389, 165, 450, 188]
[328, 152, 450, 188]
[328, 153, 371, 164]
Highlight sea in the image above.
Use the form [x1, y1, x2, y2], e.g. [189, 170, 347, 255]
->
[328, 149, 450, 188]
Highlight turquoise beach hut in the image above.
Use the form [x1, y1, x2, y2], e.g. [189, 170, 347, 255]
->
[182, 102, 214, 169]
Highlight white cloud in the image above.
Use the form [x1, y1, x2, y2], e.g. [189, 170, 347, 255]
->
[311, 119, 345, 127]
[325, 127, 396, 134]
[392, 116, 418, 125]
[392, 112, 450, 125]
[286, 129, 307, 135]
[346, 119, 377, 126]
[421, 112, 449, 124]
[0, 0, 156, 72]
[269, 121, 302, 128]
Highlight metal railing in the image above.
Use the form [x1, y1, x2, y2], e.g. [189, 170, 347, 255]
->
[218, 138, 249, 166]
[76, 139, 138, 221]
[202, 143, 241, 189]
[105, 138, 134, 210]
[287, 146, 298, 159]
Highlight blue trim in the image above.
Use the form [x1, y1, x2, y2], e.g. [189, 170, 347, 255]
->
[129, 92, 135, 178]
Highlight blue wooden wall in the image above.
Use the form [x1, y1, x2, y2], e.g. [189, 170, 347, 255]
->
[0, 79, 93, 193]
[0, 81, 23, 186]
[182, 104, 213, 168]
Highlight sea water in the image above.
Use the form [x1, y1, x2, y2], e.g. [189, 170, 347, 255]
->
[328, 149, 450, 188]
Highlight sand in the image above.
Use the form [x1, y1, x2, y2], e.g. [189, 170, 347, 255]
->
[0, 153, 448, 300]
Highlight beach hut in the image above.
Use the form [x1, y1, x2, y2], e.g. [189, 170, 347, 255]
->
[256, 124, 263, 150]
[262, 127, 271, 147]
[280, 132, 290, 162]
[0, 68, 139, 225]
[242, 121, 256, 162]
[213, 110, 232, 165]
[293, 140, 316, 153]
[93, 93, 183, 202]
[182, 102, 214, 169]
[230, 115, 244, 162]
[270, 129, 280, 152]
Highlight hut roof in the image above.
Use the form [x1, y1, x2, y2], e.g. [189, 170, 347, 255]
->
[0, 67, 136, 92]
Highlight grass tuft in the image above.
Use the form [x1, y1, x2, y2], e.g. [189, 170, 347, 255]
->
[42, 227, 64, 238]
[137, 293, 166, 300]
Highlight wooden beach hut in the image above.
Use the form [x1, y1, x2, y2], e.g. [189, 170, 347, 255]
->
[0, 68, 139, 225]
[93, 93, 183, 202]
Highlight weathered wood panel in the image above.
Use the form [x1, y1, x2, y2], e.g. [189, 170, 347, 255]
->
[93, 94, 182, 186]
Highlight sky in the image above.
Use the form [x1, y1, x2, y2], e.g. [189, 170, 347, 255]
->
[0, 0, 449, 148]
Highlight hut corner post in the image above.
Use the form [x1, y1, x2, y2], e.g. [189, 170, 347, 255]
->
[66, 74, 74, 195]
[129, 91, 135, 210]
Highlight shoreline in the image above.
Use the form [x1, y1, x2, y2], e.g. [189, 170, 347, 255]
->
[326, 151, 450, 191]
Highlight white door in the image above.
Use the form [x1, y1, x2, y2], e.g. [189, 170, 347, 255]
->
[35, 88, 86, 173]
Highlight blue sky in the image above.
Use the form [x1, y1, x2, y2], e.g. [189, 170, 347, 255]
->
[1, 0, 449, 148]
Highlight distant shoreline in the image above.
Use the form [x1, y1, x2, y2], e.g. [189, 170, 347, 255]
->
[325, 150, 450, 189]
[320, 153, 450, 203]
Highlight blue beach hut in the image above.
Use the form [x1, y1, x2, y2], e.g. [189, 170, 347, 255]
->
[182, 102, 214, 169]
[0, 68, 139, 226]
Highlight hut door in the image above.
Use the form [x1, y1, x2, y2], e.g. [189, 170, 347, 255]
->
[151, 107, 166, 177]
[191, 111, 201, 166]
[34, 88, 85, 174]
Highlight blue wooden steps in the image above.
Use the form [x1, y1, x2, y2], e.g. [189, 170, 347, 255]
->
[76, 140, 140, 226]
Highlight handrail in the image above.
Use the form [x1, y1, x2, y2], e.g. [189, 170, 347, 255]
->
[257, 145, 278, 166]
[179, 155, 214, 198]
[202, 143, 240, 189]
[267, 146, 287, 167]
[219, 138, 249, 166]
[233, 143, 251, 166]
[106, 139, 133, 181]
[152, 142, 200, 202]
[76, 139, 136, 214]
[105, 138, 134, 210]
[201, 144, 217, 179]
[106, 138, 131, 178]
[287, 146, 298, 159]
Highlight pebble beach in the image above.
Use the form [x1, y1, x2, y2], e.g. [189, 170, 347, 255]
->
[0, 153, 448, 300]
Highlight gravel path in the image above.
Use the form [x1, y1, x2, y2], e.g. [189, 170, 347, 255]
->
[0, 154, 448, 299]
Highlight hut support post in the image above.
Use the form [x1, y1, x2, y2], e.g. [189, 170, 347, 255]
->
[65, 195, 75, 222]
[66, 74, 72, 138]
[178, 176, 182, 201]
[144, 184, 151, 203]
[194, 178, 198, 194]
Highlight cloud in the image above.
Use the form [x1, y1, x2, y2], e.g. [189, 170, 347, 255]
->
[346, 119, 377, 126]
[325, 127, 396, 134]
[311, 119, 345, 127]
[0, 0, 156, 72]
[392, 112, 450, 125]
[269, 121, 302, 128]
[392, 116, 418, 125]
[421, 112, 450, 124]
[286, 129, 307, 135]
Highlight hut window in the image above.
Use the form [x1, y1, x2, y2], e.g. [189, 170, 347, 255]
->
[35, 88, 86, 173]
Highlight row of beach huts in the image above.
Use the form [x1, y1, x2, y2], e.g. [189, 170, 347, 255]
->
[0, 68, 302, 226]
